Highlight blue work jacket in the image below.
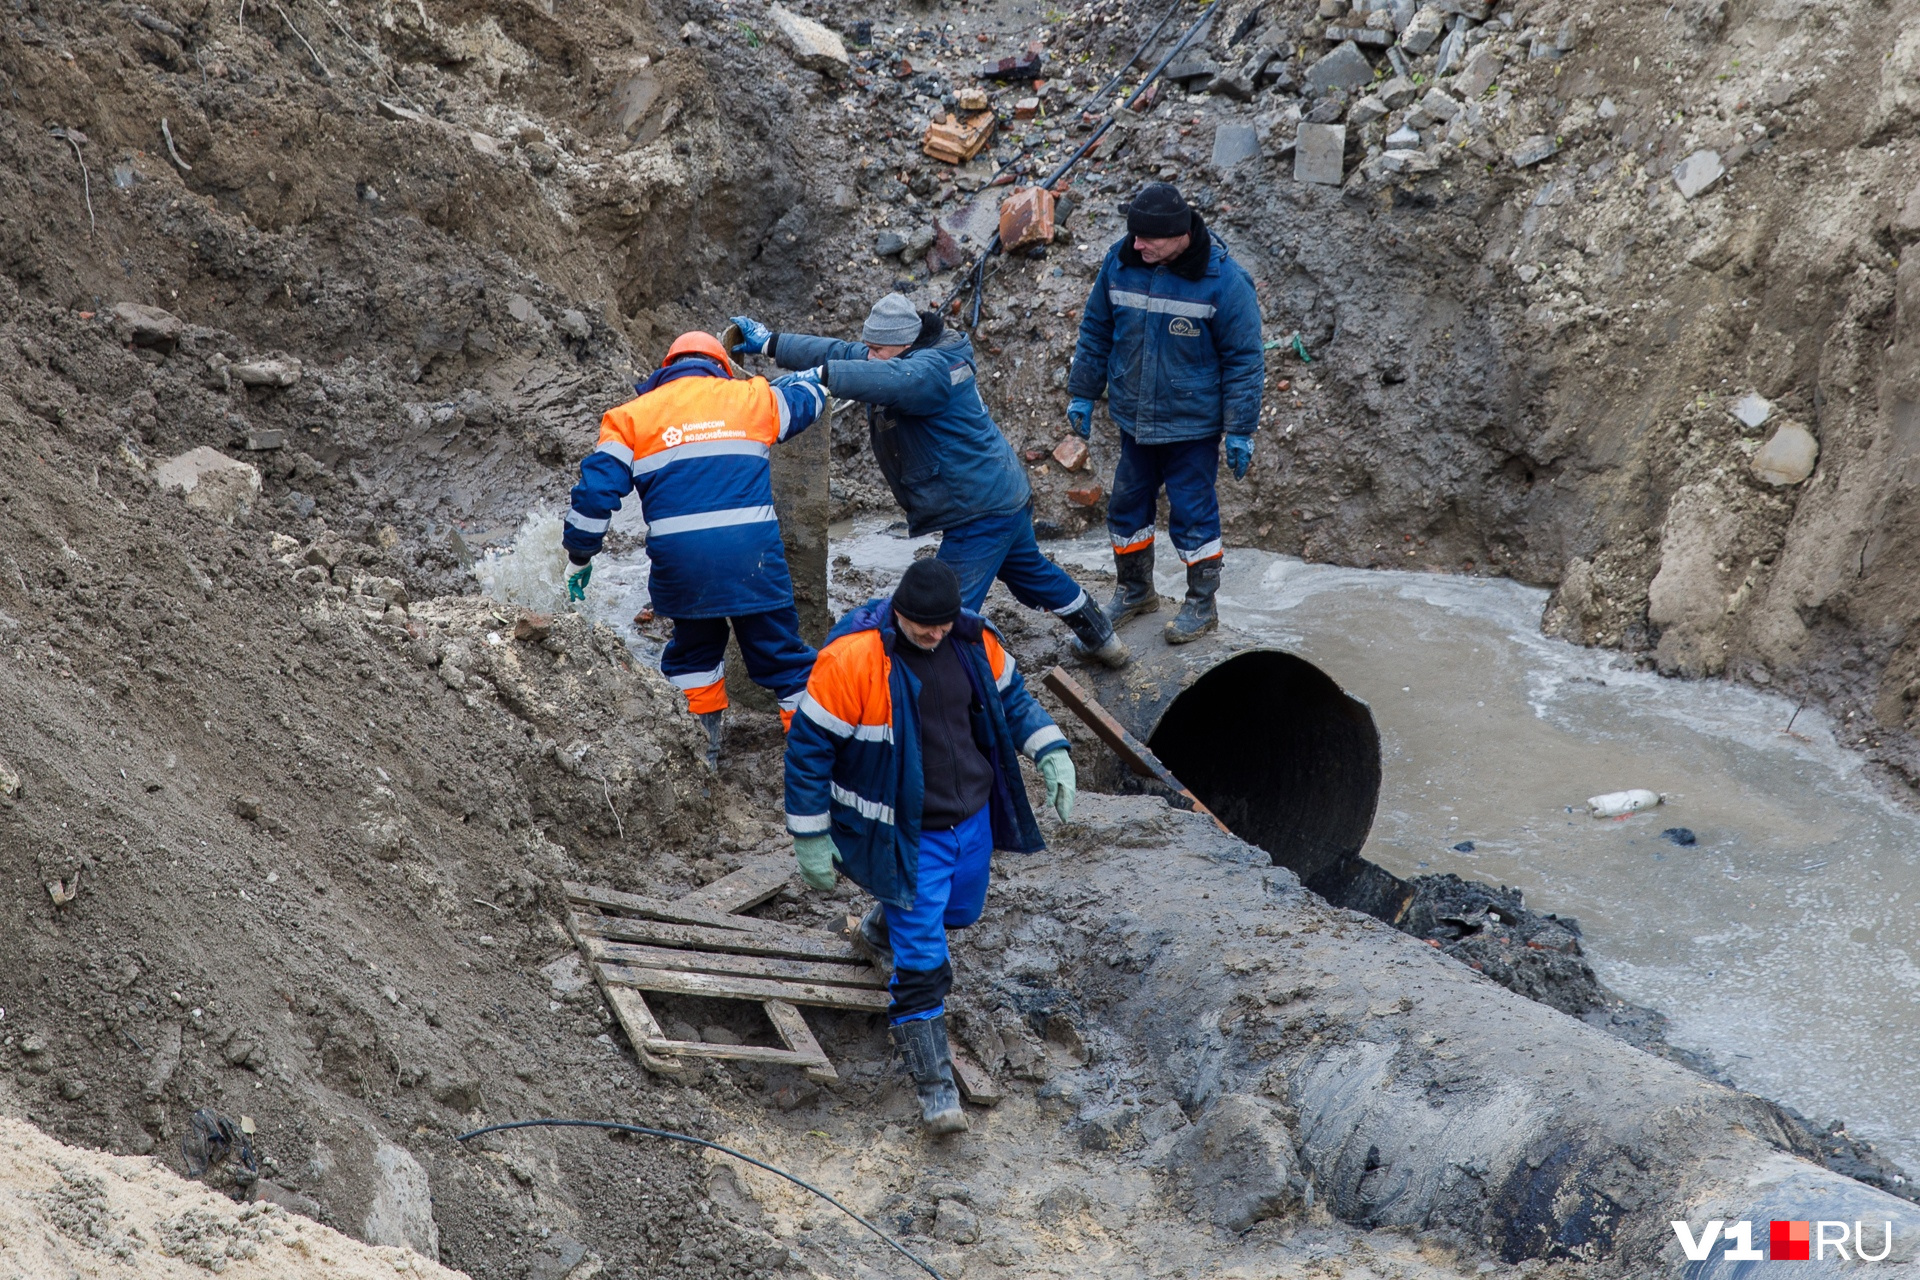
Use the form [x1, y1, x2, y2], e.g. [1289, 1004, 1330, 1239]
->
[774, 328, 1030, 535]
[783, 601, 1067, 909]
[1070, 222, 1265, 444]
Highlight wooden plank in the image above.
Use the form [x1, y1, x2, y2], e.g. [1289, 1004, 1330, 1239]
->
[581, 937, 886, 989]
[571, 913, 865, 963]
[764, 999, 839, 1084]
[631, 1036, 832, 1069]
[951, 1045, 1002, 1107]
[674, 860, 793, 916]
[598, 962, 892, 1012]
[1041, 666, 1229, 833]
[565, 880, 837, 944]
[597, 983, 692, 1078]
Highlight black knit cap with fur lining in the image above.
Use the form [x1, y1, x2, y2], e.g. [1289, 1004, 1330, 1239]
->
[891, 559, 962, 626]
[1120, 182, 1193, 238]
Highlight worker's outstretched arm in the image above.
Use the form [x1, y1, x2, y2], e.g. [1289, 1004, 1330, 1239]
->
[767, 372, 828, 443]
[818, 348, 954, 417]
[1067, 258, 1117, 404]
[1215, 271, 1265, 440]
[768, 331, 870, 370]
[562, 424, 637, 562]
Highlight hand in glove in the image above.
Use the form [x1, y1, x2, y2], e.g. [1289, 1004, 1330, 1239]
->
[728, 315, 773, 358]
[1067, 397, 1094, 439]
[1038, 750, 1077, 824]
[1225, 434, 1254, 481]
[793, 834, 839, 890]
[566, 561, 593, 602]
[773, 366, 828, 394]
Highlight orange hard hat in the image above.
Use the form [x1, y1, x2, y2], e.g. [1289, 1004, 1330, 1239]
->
[663, 330, 734, 377]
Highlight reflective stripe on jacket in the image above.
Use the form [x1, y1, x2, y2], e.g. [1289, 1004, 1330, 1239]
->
[773, 330, 1029, 536]
[1068, 234, 1264, 444]
[563, 359, 824, 618]
[783, 599, 1067, 909]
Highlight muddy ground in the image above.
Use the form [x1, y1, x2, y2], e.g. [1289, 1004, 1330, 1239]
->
[4, 0, 1920, 1275]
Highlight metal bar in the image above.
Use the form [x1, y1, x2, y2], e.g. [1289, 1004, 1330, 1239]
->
[1041, 666, 1228, 832]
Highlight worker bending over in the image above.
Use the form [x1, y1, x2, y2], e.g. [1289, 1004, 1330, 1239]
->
[563, 331, 827, 767]
[784, 560, 1075, 1134]
[728, 298, 1129, 668]
[1067, 183, 1264, 644]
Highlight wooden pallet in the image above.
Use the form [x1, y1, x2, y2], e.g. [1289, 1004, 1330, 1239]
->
[563, 864, 887, 1083]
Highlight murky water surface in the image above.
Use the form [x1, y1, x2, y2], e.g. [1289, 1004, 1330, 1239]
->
[506, 511, 1920, 1168]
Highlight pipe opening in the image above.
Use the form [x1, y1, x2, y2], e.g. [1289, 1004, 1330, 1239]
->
[1145, 650, 1383, 890]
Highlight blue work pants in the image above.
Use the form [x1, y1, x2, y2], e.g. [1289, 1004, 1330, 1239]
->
[937, 502, 1088, 616]
[1107, 431, 1224, 564]
[885, 804, 993, 1023]
[659, 604, 815, 725]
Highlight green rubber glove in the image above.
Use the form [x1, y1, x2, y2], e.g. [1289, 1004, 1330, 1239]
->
[1038, 750, 1076, 823]
[794, 834, 838, 890]
[566, 561, 592, 602]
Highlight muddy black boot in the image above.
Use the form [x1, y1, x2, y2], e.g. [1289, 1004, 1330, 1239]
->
[1106, 547, 1160, 627]
[851, 903, 893, 968]
[697, 711, 724, 771]
[1060, 598, 1130, 669]
[1163, 559, 1220, 645]
[890, 1015, 967, 1135]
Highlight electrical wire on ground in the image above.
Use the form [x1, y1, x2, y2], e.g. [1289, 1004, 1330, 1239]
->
[455, 1117, 945, 1280]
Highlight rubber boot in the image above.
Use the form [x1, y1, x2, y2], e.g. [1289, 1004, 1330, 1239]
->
[1106, 547, 1160, 627]
[1060, 598, 1130, 669]
[1163, 559, 1220, 645]
[697, 711, 724, 771]
[851, 903, 893, 968]
[890, 1015, 968, 1135]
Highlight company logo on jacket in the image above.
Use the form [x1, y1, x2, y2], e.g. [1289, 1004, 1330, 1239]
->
[1168, 316, 1202, 337]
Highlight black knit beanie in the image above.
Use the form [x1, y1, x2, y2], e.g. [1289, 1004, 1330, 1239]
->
[1121, 183, 1193, 238]
[892, 559, 962, 626]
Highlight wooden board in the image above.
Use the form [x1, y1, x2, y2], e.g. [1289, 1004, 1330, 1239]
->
[582, 936, 886, 988]
[1041, 666, 1229, 832]
[596, 982, 691, 1078]
[563, 881, 792, 935]
[675, 860, 793, 916]
[951, 1045, 1002, 1106]
[764, 999, 838, 1084]
[598, 961, 892, 1012]
[572, 913, 865, 963]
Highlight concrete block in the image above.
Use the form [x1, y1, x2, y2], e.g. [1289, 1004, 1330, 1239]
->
[362, 1140, 440, 1260]
[1294, 123, 1347, 185]
[243, 429, 285, 451]
[109, 302, 183, 351]
[1672, 149, 1725, 199]
[1325, 23, 1394, 46]
[1378, 75, 1417, 108]
[1419, 87, 1461, 121]
[1506, 134, 1557, 168]
[1211, 122, 1261, 168]
[1305, 41, 1375, 94]
[1349, 95, 1388, 126]
[1455, 46, 1501, 98]
[155, 447, 262, 523]
[1399, 6, 1445, 54]
[767, 4, 849, 77]
[1751, 422, 1818, 486]
[1386, 124, 1422, 148]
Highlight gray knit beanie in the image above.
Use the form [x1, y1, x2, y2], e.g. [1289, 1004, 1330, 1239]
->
[861, 293, 923, 346]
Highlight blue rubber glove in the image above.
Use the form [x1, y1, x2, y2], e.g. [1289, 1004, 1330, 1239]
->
[1038, 750, 1076, 823]
[566, 561, 592, 601]
[1225, 434, 1253, 481]
[794, 835, 838, 890]
[1067, 397, 1094, 439]
[729, 315, 772, 357]
[773, 366, 828, 394]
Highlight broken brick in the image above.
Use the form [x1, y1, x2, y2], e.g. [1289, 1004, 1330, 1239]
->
[1052, 436, 1089, 471]
[1066, 484, 1104, 507]
[1013, 96, 1040, 120]
[923, 110, 996, 164]
[925, 221, 966, 273]
[998, 185, 1056, 253]
[513, 611, 554, 642]
[978, 44, 1045, 81]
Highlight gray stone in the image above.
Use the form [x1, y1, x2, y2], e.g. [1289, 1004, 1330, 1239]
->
[1325, 24, 1394, 46]
[933, 1198, 980, 1244]
[1418, 87, 1461, 121]
[1209, 66, 1256, 100]
[230, 356, 302, 387]
[1672, 149, 1725, 199]
[1386, 124, 1422, 148]
[1434, 26, 1468, 76]
[1455, 46, 1501, 98]
[363, 1140, 440, 1260]
[1379, 148, 1439, 175]
[1433, 0, 1489, 16]
[1305, 41, 1375, 94]
[1163, 1095, 1303, 1232]
[1139, 1100, 1190, 1143]
[557, 309, 591, 340]
[155, 447, 262, 523]
[1164, 59, 1221, 83]
[874, 230, 909, 257]
[1528, 35, 1565, 60]
[1378, 74, 1418, 108]
[906, 224, 939, 256]
[1211, 123, 1261, 169]
[1507, 133, 1558, 167]
[766, 3, 849, 77]
[1894, 180, 1920, 243]
[1399, 6, 1445, 54]
[1752, 423, 1818, 485]
[1730, 392, 1773, 431]
[110, 302, 183, 350]
[1349, 95, 1388, 125]
[1305, 95, 1348, 124]
[1294, 123, 1347, 185]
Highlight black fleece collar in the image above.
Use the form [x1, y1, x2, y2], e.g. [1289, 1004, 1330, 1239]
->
[1116, 212, 1213, 281]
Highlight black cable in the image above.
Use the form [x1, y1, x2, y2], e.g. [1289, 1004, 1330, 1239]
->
[455, 1118, 945, 1280]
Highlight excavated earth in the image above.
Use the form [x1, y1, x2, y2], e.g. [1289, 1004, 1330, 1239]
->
[5, 0, 1920, 1276]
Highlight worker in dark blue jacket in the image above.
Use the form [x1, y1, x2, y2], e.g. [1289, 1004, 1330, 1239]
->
[785, 560, 1074, 1133]
[728, 298, 1128, 668]
[1067, 183, 1265, 644]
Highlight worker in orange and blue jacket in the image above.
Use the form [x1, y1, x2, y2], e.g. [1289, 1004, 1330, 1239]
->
[562, 331, 828, 767]
[784, 559, 1076, 1134]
